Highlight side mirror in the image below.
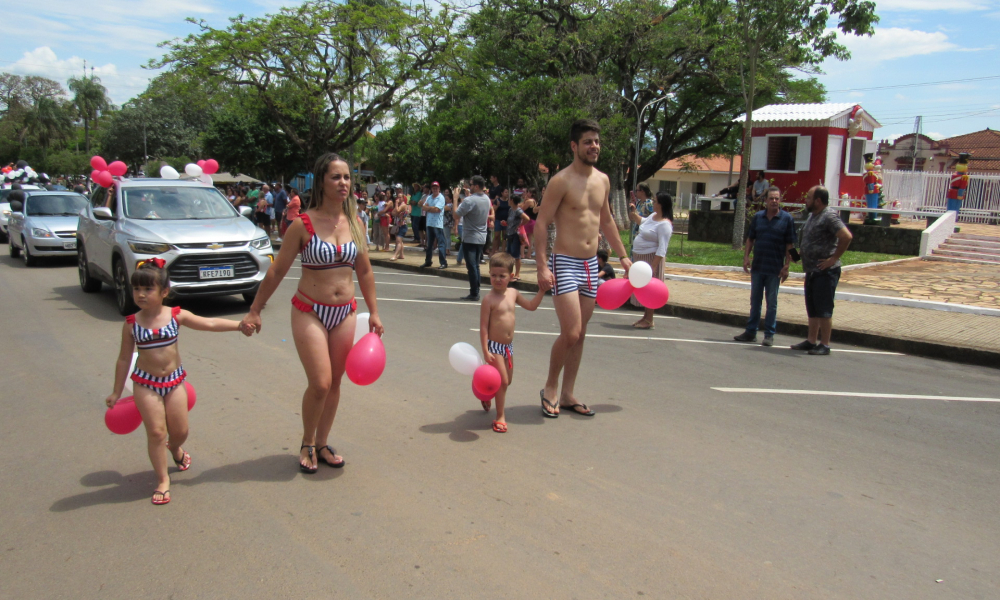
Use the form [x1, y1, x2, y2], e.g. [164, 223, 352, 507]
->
[9, 201, 22, 212]
[239, 206, 252, 217]
[93, 207, 114, 220]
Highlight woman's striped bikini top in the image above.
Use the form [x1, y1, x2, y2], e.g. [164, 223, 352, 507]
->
[298, 213, 357, 270]
[126, 306, 181, 349]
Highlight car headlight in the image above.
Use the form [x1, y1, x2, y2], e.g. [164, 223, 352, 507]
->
[250, 236, 271, 250]
[32, 228, 54, 238]
[1, 210, 9, 218]
[128, 240, 171, 254]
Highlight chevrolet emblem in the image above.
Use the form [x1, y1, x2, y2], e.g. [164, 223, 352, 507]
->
[207, 243, 223, 250]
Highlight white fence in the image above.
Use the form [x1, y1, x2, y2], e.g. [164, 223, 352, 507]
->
[882, 170, 1000, 223]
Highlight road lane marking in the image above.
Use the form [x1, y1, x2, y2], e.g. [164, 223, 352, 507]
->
[365, 296, 675, 318]
[468, 329, 899, 354]
[711, 388, 1000, 403]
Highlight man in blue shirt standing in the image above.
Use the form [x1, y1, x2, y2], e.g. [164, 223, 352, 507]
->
[420, 181, 448, 268]
[734, 186, 795, 346]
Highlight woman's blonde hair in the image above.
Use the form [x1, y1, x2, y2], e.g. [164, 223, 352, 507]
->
[310, 152, 368, 254]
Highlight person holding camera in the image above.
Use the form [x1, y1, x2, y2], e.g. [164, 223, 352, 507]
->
[733, 186, 796, 347]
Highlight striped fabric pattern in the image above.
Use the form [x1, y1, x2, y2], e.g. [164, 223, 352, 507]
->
[299, 213, 357, 270]
[131, 365, 187, 397]
[549, 254, 600, 298]
[126, 307, 180, 349]
[292, 295, 357, 331]
[487, 340, 514, 370]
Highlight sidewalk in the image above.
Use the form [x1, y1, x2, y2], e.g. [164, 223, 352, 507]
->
[365, 244, 1000, 368]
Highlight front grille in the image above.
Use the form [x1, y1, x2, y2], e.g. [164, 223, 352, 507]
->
[174, 241, 247, 250]
[56, 231, 76, 238]
[168, 253, 259, 283]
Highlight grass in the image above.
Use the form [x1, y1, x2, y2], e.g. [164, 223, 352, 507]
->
[615, 231, 909, 273]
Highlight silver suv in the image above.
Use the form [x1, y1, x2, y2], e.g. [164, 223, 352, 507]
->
[77, 178, 273, 315]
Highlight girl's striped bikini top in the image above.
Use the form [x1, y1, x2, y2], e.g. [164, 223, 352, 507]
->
[126, 306, 181, 349]
[298, 213, 357, 270]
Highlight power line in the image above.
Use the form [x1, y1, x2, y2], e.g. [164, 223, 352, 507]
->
[827, 75, 1000, 93]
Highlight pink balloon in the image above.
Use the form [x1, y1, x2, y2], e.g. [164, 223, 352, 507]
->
[596, 278, 634, 310]
[472, 364, 501, 397]
[94, 171, 114, 188]
[197, 160, 206, 168]
[345, 333, 386, 385]
[634, 278, 669, 309]
[203, 159, 219, 175]
[184, 381, 196, 410]
[472, 380, 493, 402]
[107, 160, 127, 177]
[90, 169, 100, 181]
[105, 397, 142, 435]
[90, 156, 107, 171]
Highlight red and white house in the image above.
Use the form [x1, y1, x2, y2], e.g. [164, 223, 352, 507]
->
[737, 103, 882, 202]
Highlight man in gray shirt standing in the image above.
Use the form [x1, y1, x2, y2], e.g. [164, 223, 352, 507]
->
[792, 185, 853, 355]
[455, 175, 491, 300]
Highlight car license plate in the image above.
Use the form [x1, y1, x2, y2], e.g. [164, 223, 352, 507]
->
[199, 266, 234, 279]
[63, 241, 76, 250]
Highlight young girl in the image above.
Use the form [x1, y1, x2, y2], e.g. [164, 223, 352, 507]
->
[105, 259, 244, 505]
[240, 153, 384, 474]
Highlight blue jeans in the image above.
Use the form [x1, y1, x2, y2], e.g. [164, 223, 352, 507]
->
[745, 271, 781, 336]
[456, 225, 463, 264]
[424, 226, 447, 265]
[463, 242, 484, 296]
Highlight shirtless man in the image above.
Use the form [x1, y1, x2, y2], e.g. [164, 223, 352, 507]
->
[534, 119, 632, 418]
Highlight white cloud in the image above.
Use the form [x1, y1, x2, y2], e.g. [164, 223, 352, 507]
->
[876, 0, 993, 10]
[836, 27, 958, 61]
[8, 47, 117, 81]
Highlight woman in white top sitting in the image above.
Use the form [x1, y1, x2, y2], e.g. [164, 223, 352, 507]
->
[627, 191, 674, 329]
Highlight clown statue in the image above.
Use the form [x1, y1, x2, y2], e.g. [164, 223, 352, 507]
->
[947, 153, 970, 213]
[862, 153, 880, 224]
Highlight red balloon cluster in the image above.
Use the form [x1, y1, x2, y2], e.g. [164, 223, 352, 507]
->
[345, 332, 386, 385]
[104, 381, 197, 435]
[472, 364, 501, 401]
[595, 278, 670, 310]
[198, 159, 220, 175]
[90, 155, 127, 188]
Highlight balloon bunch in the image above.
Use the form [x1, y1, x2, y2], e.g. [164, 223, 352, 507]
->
[449, 342, 501, 402]
[3, 161, 41, 183]
[345, 313, 386, 386]
[105, 381, 197, 435]
[596, 260, 670, 310]
[90, 156, 127, 188]
[159, 159, 219, 185]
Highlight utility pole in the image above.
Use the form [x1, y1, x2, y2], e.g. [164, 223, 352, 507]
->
[911, 116, 923, 172]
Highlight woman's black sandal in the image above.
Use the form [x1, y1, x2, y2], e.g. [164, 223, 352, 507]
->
[299, 445, 318, 474]
[318, 445, 345, 468]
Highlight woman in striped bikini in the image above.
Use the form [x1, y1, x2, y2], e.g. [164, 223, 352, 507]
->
[240, 153, 384, 474]
[105, 259, 245, 505]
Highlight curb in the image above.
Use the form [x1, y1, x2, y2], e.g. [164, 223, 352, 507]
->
[369, 257, 1000, 369]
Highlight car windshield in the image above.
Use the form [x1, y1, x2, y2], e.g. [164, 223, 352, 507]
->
[123, 186, 238, 220]
[25, 194, 88, 216]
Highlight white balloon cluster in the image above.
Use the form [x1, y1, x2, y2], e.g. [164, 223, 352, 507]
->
[627, 261, 653, 288]
[160, 165, 180, 179]
[448, 342, 483, 376]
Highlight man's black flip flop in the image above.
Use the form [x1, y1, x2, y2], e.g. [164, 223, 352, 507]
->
[540, 390, 559, 418]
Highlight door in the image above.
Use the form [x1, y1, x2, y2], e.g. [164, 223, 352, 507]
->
[88, 186, 115, 279]
[825, 135, 843, 201]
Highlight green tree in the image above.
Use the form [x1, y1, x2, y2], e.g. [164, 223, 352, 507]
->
[68, 75, 110, 154]
[154, 0, 456, 165]
[705, 0, 879, 247]
[24, 96, 75, 163]
[203, 92, 307, 180]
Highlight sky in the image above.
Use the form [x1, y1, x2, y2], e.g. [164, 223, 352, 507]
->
[1, 0, 997, 143]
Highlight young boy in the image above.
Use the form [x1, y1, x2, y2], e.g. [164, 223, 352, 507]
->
[596, 248, 616, 280]
[479, 253, 546, 433]
[500, 191, 530, 281]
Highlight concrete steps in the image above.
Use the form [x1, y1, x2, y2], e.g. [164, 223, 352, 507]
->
[947, 238, 1000, 251]
[929, 231, 1000, 264]
[952, 233, 1000, 244]
[937, 243, 1000, 257]
[925, 254, 1000, 266]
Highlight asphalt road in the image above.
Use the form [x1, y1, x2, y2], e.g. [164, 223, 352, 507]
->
[1, 248, 998, 599]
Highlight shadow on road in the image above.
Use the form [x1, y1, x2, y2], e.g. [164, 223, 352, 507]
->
[0, 254, 76, 270]
[51, 454, 317, 511]
[50, 285, 122, 322]
[418, 402, 622, 442]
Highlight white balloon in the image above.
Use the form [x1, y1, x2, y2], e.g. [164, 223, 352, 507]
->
[160, 165, 180, 179]
[628, 260, 653, 288]
[199, 173, 214, 185]
[185, 163, 203, 177]
[449, 342, 482, 376]
[354, 313, 370, 344]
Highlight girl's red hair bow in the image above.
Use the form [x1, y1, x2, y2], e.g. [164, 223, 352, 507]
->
[139, 257, 166, 269]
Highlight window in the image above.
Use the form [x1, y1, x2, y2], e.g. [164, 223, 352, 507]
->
[89, 186, 106, 208]
[693, 182, 706, 196]
[845, 138, 866, 175]
[658, 180, 677, 196]
[766, 136, 798, 172]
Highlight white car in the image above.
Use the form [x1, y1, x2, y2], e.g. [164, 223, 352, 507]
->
[7, 191, 88, 266]
[0, 184, 42, 243]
